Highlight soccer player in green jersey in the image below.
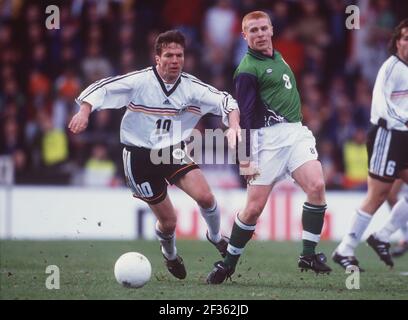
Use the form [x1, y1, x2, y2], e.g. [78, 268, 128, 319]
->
[207, 11, 332, 284]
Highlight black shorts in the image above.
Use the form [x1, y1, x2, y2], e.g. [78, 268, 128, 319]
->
[367, 124, 408, 182]
[122, 144, 199, 205]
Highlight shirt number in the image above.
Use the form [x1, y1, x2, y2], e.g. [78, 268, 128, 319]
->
[135, 182, 153, 198]
[156, 119, 172, 132]
[386, 161, 396, 176]
[282, 74, 292, 89]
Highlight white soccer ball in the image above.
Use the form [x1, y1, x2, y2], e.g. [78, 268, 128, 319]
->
[114, 252, 152, 288]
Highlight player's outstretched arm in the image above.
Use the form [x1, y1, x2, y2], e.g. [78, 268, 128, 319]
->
[226, 109, 241, 149]
[68, 102, 92, 134]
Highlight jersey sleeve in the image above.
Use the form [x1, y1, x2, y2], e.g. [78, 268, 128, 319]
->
[234, 72, 258, 157]
[384, 68, 408, 124]
[233, 72, 258, 130]
[193, 81, 239, 127]
[75, 72, 141, 111]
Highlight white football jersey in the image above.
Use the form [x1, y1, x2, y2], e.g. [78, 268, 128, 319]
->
[76, 67, 238, 148]
[371, 55, 408, 131]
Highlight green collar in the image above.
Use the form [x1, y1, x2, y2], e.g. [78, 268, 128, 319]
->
[247, 47, 275, 60]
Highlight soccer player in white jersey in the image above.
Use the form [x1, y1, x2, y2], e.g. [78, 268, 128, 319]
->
[385, 180, 408, 257]
[332, 19, 408, 270]
[69, 30, 241, 280]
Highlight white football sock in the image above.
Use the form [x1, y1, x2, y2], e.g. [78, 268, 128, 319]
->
[200, 200, 221, 243]
[155, 223, 177, 260]
[401, 223, 408, 242]
[376, 197, 408, 243]
[337, 209, 372, 256]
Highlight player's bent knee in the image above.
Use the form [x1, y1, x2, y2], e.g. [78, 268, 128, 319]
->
[387, 194, 398, 204]
[305, 178, 326, 201]
[196, 193, 215, 209]
[158, 217, 177, 233]
[244, 203, 264, 220]
[375, 190, 390, 204]
[161, 222, 177, 234]
[369, 182, 392, 202]
[309, 178, 325, 194]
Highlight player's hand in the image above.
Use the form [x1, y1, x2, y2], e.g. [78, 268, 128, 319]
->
[226, 125, 242, 149]
[239, 161, 260, 184]
[68, 103, 91, 134]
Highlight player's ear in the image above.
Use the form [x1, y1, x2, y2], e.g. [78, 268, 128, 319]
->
[242, 31, 247, 41]
[155, 55, 160, 65]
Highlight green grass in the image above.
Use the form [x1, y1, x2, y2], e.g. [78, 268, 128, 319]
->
[1, 240, 407, 300]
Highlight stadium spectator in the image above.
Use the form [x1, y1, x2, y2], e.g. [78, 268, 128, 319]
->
[55, 68, 82, 102]
[202, 0, 239, 78]
[268, 0, 290, 38]
[36, 111, 69, 168]
[274, 28, 305, 79]
[52, 68, 82, 134]
[162, 0, 203, 51]
[82, 143, 118, 187]
[81, 43, 114, 83]
[353, 77, 372, 130]
[326, 0, 348, 79]
[295, 0, 330, 80]
[0, 117, 23, 155]
[25, 111, 71, 184]
[342, 127, 368, 190]
[119, 48, 137, 74]
[1, 74, 25, 116]
[318, 138, 343, 189]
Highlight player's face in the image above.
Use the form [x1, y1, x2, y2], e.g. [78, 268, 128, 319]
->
[155, 43, 184, 83]
[243, 18, 273, 54]
[396, 27, 408, 63]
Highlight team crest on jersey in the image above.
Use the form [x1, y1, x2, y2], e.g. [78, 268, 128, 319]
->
[163, 99, 171, 105]
[266, 68, 273, 74]
[172, 148, 185, 160]
[177, 103, 188, 114]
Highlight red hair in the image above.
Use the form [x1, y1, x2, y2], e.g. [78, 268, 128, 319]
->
[242, 11, 272, 32]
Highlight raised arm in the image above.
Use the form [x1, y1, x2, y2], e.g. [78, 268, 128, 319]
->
[225, 109, 241, 149]
[68, 70, 142, 134]
[68, 101, 92, 134]
[203, 89, 241, 148]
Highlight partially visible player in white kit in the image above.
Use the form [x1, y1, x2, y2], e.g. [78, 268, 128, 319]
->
[386, 180, 408, 257]
[69, 30, 241, 280]
[333, 19, 408, 270]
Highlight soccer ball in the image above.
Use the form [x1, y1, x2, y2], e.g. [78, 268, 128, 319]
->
[114, 252, 152, 288]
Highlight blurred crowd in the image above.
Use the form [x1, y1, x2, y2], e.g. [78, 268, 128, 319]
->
[1, 0, 407, 189]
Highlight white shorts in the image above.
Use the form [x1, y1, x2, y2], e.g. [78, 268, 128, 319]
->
[249, 122, 318, 186]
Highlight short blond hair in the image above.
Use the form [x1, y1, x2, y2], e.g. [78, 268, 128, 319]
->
[242, 11, 272, 32]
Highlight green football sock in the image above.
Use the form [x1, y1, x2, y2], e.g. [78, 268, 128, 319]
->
[224, 216, 256, 269]
[301, 202, 327, 256]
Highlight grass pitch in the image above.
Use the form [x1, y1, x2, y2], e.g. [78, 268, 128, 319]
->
[1, 240, 407, 300]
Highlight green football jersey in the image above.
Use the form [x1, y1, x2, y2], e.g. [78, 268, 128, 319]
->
[234, 48, 302, 127]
